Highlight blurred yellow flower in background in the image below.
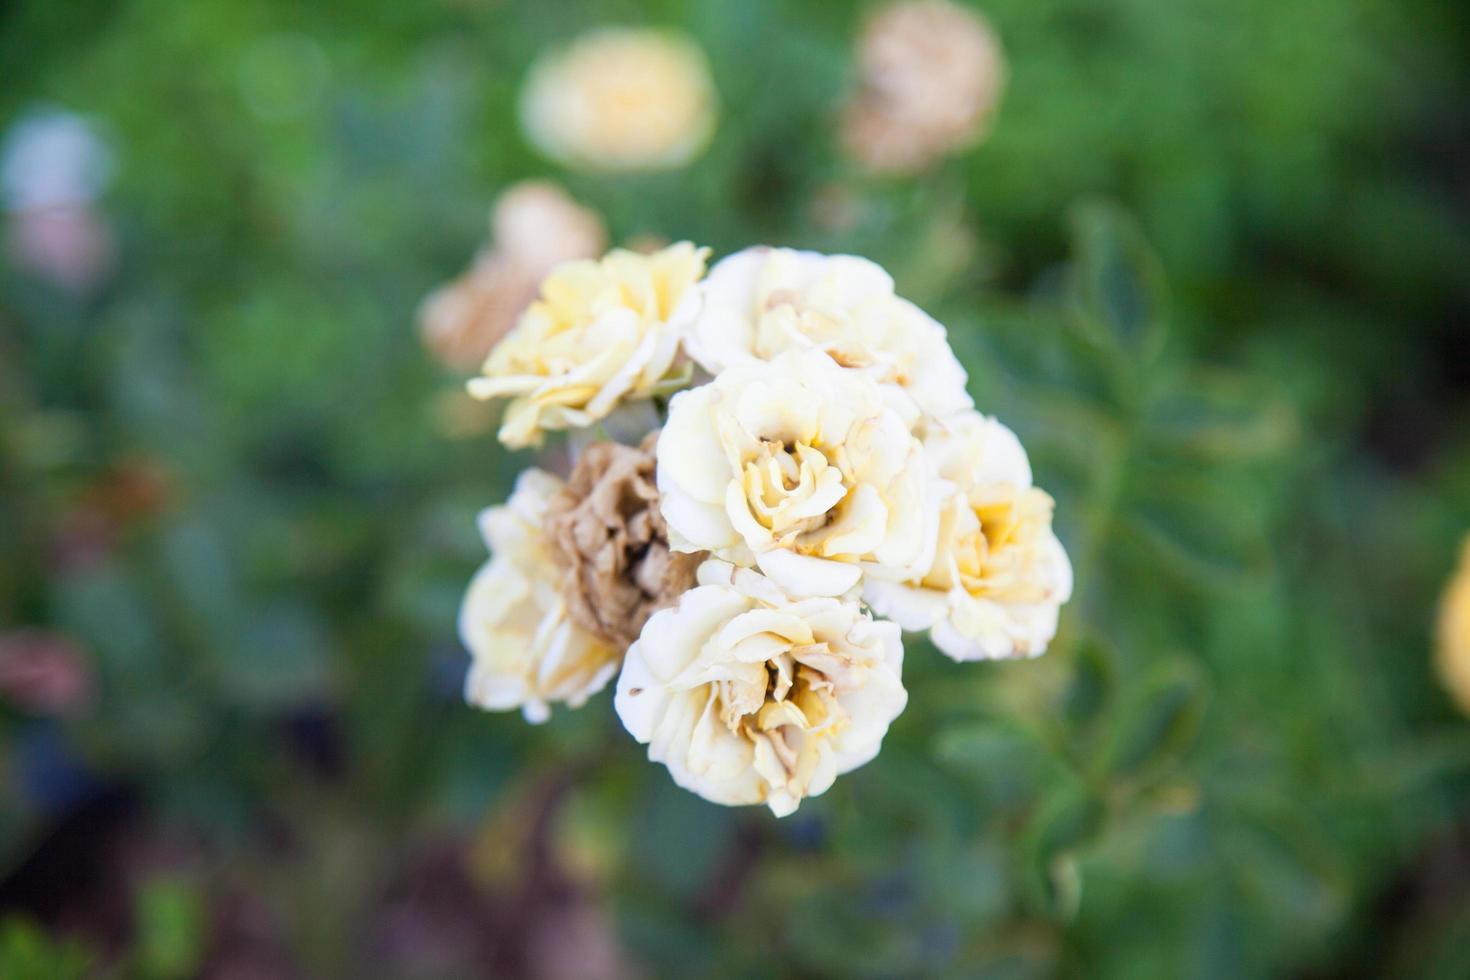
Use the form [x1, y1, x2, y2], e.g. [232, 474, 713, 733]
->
[841, 0, 1006, 175]
[468, 241, 708, 448]
[520, 27, 719, 172]
[1437, 536, 1470, 715]
[419, 180, 606, 370]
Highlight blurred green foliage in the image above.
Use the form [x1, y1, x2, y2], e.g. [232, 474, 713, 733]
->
[2, 0, 1469, 977]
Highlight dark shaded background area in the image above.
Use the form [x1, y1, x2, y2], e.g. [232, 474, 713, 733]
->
[2, 0, 1470, 977]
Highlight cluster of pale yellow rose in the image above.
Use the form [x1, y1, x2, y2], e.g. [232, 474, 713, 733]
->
[458, 242, 1072, 816]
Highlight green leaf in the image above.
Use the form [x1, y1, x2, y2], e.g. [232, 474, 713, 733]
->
[1066, 200, 1170, 369]
[0, 918, 92, 980]
[1117, 464, 1273, 587]
[1020, 784, 1102, 918]
[1104, 659, 1208, 780]
[1063, 640, 1119, 735]
[133, 875, 207, 980]
[217, 601, 331, 708]
[933, 721, 1059, 811]
[1145, 371, 1299, 463]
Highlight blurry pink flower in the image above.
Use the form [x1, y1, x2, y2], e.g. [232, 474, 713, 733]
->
[0, 630, 94, 716]
[6, 204, 116, 292]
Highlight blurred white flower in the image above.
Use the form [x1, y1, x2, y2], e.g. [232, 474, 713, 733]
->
[467, 241, 707, 448]
[1437, 536, 1470, 716]
[461, 469, 619, 723]
[520, 27, 718, 172]
[1, 110, 113, 212]
[615, 560, 907, 816]
[420, 180, 606, 370]
[841, 0, 1006, 174]
[2, 109, 116, 292]
[657, 347, 944, 598]
[685, 246, 972, 419]
[864, 411, 1071, 660]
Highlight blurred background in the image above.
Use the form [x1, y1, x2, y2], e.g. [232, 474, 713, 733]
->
[3, 0, 1470, 976]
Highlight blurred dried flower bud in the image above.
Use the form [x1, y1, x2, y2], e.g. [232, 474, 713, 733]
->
[492, 180, 606, 273]
[84, 455, 175, 524]
[419, 181, 606, 371]
[46, 456, 174, 573]
[420, 251, 535, 370]
[1437, 536, 1470, 715]
[841, 0, 1006, 175]
[0, 630, 94, 716]
[543, 432, 704, 650]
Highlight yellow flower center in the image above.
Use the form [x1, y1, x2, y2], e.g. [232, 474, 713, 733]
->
[712, 654, 850, 782]
[931, 486, 1054, 602]
[740, 439, 849, 545]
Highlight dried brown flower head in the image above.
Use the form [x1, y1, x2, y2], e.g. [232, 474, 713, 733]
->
[419, 251, 532, 370]
[543, 432, 704, 649]
[841, 0, 1006, 174]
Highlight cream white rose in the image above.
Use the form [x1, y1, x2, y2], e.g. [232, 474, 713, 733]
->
[657, 347, 944, 598]
[468, 242, 707, 448]
[461, 469, 620, 723]
[684, 246, 972, 420]
[520, 28, 718, 173]
[615, 560, 907, 816]
[864, 411, 1072, 661]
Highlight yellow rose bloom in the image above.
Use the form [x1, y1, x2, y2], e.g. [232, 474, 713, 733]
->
[468, 242, 708, 449]
[1437, 536, 1470, 714]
